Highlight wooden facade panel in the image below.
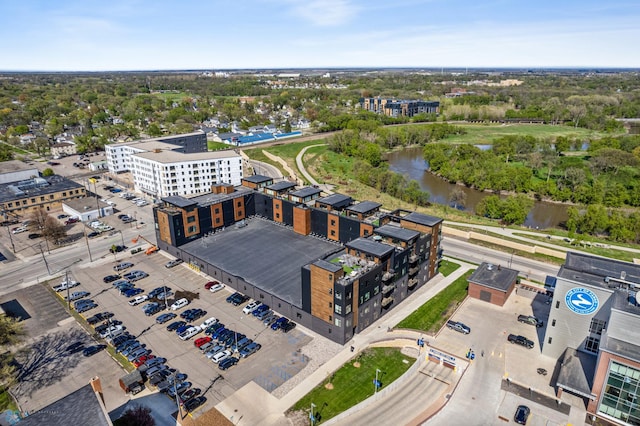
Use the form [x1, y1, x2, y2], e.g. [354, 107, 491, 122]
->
[157, 211, 173, 245]
[310, 264, 335, 321]
[210, 203, 224, 228]
[234, 197, 246, 222]
[273, 199, 283, 223]
[182, 209, 200, 238]
[360, 223, 374, 238]
[327, 214, 339, 241]
[293, 206, 310, 235]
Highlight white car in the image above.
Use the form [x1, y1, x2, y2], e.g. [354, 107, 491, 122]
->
[211, 349, 231, 364]
[136, 200, 148, 207]
[53, 280, 80, 292]
[170, 298, 189, 311]
[12, 226, 28, 234]
[179, 326, 201, 341]
[99, 325, 124, 338]
[200, 317, 218, 329]
[209, 283, 225, 293]
[128, 295, 149, 306]
[242, 300, 262, 315]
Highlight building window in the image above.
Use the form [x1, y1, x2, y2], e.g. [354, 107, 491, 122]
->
[276, 213, 280, 219]
[330, 230, 335, 236]
[335, 291, 341, 300]
[552, 319, 556, 327]
[589, 318, 606, 335]
[187, 216, 196, 223]
[345, 304, 351, 314]
[329, 315, 332, 322]
[548, 337, 552, 344]
[187, 225, 197, 233]
[599, 361, 640, 424]
[556, 301, 560, 309]
[584, 337, 599, 353]
[335, 318, 342, 327]
[237, 201, 241, 207]
[328, 274, 333, 281]
[296, 312, 301, 318]
[335, 305, 342, 314]
[330, 219, 335, 226]
[329, 302, 332, 308]
[364, 292, 370, 302]
[215, 208, 220, 214]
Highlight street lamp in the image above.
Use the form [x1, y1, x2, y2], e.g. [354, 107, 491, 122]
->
[310, 402, 316, 426]
[374, 368, 382, 394]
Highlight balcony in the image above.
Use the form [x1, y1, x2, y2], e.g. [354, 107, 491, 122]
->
[381, 297, 394, 308]
[408, 278, 418, 288]
[382, 271, 394, 282]
[409, 266, 419, 276]
[409, 254, 419, 264]
[381, 284, 394, 294]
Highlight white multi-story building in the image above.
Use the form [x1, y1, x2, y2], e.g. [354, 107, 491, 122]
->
[130, 149, 243, 197]
[105, 132, 242, 198]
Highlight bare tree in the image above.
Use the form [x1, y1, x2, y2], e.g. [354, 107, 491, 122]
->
[449, 187, 467, 210]
[118, 405, 155, 426]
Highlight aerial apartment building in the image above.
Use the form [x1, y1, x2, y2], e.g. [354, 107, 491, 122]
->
[542, 252, 640, 426]
[152, 176, 443, 344]
[360, 97, 440, 118]
[105, 131, 242, 198]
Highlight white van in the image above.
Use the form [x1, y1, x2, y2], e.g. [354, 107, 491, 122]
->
[200, 317, 218, 329]
[179, 326, 201, 341]
[211, 349, 231, 364]
[170, 298, 189, 311]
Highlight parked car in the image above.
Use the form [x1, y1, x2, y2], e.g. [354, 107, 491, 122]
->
[208, 282, 225, 293]
[123, 270, 148, 281]
[149, 286, 172, 299]
[167, 381, 191, 398]
[165, 259, 183, 268]
[156, 313, 177, 324]
[171, 298, 189, 311]
[128, 295, 149, 306]
[179, 326, 201, 341]
[178, 387, 201, 403]
[64, 217, 79, 225]
[205, 345, 226, 359]
[183, 396, 206, 412]
[230, 337, 252, 353]
[144, 303, 164, 316]
[87, 231, 100, 238]
[514, 405, 530, 425]
[204, 281, 220, 290]
[239, 342, 262, 358]
[200, 317, 218, 329]
[508, 334, 535, 349]
[446, 320, 471, 334]
[517, 314, 544, 327]
[113, 262, 134, 272]
[210, 350, 231, 364]
[264, 314, 279, 327]
[167, 321, 187, 332]
[64, 291, 90, 301]
[86, 312, 114, 325]
[122, 288, 144, 298]
[282, 321, 297, 333]
[82, 345, 107, 357]
[27, 233, 41, 239]
[12, 226, 28, 234]
[76, 301, 98, 313]
[218, 356, 239, 371]
[53, 280, 79, 292]
[57, 214, 69, 219]
[102, 274, 120, 283]
[252, 304, 270, 317]
[271, 317, 288, 331]
[194, 336, 212, 348]
[99, 325, 125, 339]
[242, 300, 262, 314]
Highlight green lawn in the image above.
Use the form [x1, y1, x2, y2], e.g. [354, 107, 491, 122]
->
[208, 141, 232, 151]
[429, 123, 608, 145]
[396, 271, 472, 333]
[291, 347, 415, 424]
[438, 260, 460, 277]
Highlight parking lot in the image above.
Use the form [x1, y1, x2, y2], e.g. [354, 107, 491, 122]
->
[62, 248, 313, 415]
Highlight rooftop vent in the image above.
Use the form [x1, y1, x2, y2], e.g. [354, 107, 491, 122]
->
[487, 263, 494, 271]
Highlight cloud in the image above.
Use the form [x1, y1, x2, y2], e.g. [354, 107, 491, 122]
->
[283, 0, 359, 26]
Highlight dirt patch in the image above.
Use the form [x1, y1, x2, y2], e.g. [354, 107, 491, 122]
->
[353, 361, 361, 368]
[324, 383, 334, 390]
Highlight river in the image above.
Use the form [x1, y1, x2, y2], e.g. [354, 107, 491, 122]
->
[386, 147, 569, 230]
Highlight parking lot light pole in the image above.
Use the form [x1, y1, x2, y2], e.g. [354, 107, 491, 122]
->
[375, 368, 382, 394]
[310, 402, 316, 426]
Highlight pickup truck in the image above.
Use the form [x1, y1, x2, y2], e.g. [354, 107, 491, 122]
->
[446, 320, 471, 334]
[508, 334, 534, 349]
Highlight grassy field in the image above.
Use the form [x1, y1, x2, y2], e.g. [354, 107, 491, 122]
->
[396, 271, 472, 333]
[208, 141, 231, 151]
[432, 123, 607, 145]
[0, 388, 18, 412]
[291, 347, 415, 424]
[438, 260, 460, 277]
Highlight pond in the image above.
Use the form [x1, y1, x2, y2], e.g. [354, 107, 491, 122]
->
[387, 147, 569, 229]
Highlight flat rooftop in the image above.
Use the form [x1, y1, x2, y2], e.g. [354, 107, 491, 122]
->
[402, 211, 443, 227]
[132, 149, 240, 163]
[0, 160, 38, 174]
[468, 262, 519, 292]
[180, 218, 340, 307]
[242, 175, 273, 184]
[346, 237, 395, 258]
[316, 193, 353, 209]
[346, 201, 381, 214]
[559, 252, 640, 289]
[290, 187, 321, 198]
[0, 176, 84, 204]
[375, 224, 420, 242]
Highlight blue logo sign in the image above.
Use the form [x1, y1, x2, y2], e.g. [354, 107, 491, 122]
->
[565, 288, 599, 315]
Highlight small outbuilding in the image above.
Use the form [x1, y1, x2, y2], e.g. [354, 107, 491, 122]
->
[62, 197, 113, 222]
[467, 262, 519, 306]
[119, 369, 144, 395]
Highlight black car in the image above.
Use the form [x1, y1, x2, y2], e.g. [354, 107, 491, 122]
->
[149, 286, 171, 299]
[28, 233, 41, 239]
[156, 313, 177, 324]
[144, 304, 164, 316]
[514, 405, 530, 425]
[282, 321, 297, 333]
[86, 311, 114, 325]
[83, 345, 107, 357]
[517, 315, 544, 327]
[167, 320, 187, 332]
[218, 356, 238, 371]
[109, 245, 127, 254]
[508, 334, 535, 349]
[102, 275, 121, 284]
[87, 231, 100, 238]
[183, 396, 206, 412]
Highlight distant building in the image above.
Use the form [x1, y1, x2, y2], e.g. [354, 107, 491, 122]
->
[360, 97, 439, 118]
[50, 142, 77, 158]
[0, 160, 39, 185]
[467, 262, 519, 306]
[62, 197, 113, 221]
[0, 175, 86, 217]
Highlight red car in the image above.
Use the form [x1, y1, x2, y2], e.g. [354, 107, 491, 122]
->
[204, 281, 220, 290]
[65, 217, 79, 225]
[132, 354, 155, 367]
[193, 336, 212, 348]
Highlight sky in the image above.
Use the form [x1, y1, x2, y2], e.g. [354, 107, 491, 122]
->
[1, 0, 639, 71]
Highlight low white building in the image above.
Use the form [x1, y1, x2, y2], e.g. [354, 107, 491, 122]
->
[62, 197, 113, 222]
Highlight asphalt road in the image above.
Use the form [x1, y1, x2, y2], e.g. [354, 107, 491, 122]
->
[441, 237, 559, 283]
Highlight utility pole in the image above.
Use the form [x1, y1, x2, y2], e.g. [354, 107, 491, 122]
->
[84, 229, 93, 262]
[39, 243, 51, 275]
[65, 269, 71, 311]
[6, 225, 15, 253]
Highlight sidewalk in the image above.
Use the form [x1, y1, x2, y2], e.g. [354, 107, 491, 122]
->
[215, 261, 474, 425]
